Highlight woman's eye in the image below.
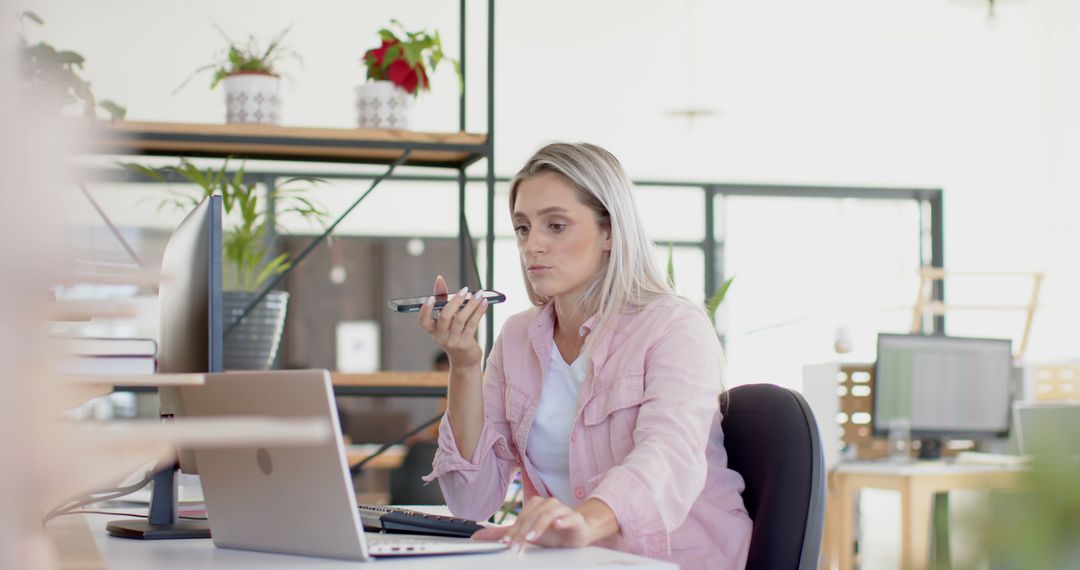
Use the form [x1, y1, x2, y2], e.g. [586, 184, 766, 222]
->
[548, 223, 566, 232]
[514, 225, 530, 235]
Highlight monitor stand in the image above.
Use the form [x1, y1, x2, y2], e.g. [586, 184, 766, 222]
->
[917, 438, 944, 460]
[105, 463, 211, 539]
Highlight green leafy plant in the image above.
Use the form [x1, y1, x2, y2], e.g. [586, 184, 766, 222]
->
[362, 19, 461, 96]
[666, 243, 735, 325]
[965, 445, 1080, 567]
[17, 11, 126, 120]
[176, 26, 299, 92]
[124, 159, 329, 291]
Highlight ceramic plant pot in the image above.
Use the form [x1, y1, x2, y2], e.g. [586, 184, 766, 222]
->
[222, 290, 288, 370]
[355, 80, 412, 129]
[223, 72, 281, 125]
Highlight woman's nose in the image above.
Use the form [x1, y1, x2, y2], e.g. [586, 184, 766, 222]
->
[524, 232, 545, 255]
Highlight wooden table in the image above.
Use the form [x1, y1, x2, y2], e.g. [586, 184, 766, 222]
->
[827, 461, 1024, 570]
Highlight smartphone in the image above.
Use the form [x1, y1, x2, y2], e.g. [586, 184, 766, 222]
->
[386, 290, 506, 313]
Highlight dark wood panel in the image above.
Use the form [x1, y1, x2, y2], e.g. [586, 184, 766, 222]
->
[280, 237, 380, 370]
[379, 237, 464, 372]
[279, 236, 466, 372]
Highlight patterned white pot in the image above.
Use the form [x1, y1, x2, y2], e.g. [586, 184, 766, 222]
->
[223, 73, 281, 125]
[222, 290, 288, 370]
[355, 80, 412, 129]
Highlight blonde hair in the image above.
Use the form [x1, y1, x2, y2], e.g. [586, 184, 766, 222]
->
[509, 142, 674, 357]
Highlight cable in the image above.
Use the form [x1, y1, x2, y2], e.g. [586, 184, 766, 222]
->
[41, 468, 155, 525]
[45, 510, 208, 521]
[44, 473, 152, 521]
[350, 412, 443, 476]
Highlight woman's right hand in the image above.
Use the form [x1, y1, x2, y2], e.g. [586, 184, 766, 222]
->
[418, 275, 489, 368]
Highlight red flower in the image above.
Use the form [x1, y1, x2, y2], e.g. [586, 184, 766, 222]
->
[386, 59, 418, 93]
[361, 25, 455, 97]
[363, 38, 400, 80]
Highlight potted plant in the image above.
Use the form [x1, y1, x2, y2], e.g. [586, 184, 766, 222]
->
[125, 159, 328, 369]
[17, 11, 126, 120]
[666, 244, 735, 330]
[356, 20, 461, 129]
[177, 27, 298, 125]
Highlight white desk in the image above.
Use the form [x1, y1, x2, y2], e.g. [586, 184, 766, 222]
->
[80, 514, 676, 570]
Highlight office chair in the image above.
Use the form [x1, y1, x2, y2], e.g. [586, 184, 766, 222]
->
[720, 383, 826, 570]
[390, 441, 445, 505]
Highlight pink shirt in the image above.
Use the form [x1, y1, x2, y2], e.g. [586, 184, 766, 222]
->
[424, 295, 752, 569]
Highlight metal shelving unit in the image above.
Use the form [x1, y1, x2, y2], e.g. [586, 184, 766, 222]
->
[86, 0, 497, 397]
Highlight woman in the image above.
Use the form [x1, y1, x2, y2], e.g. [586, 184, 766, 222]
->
[420, 143, 751, 569]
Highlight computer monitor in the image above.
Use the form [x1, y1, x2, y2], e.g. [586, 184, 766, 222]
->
[157, 195, 223, 376]
[873, 333, 1013, 459]
[106, 195, 222, 540]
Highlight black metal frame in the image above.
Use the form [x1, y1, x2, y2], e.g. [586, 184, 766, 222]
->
[93, 0, 946, 382]
[94, 162, 947, 344]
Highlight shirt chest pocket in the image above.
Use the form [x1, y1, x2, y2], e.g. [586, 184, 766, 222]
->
[505, 384, 530, 423]
[504, 383, 535, 450]
[582, 373, 646, 426]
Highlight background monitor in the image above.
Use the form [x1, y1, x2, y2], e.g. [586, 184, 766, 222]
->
[106, 195, 222, 540]
[873, 333, 1013, 459]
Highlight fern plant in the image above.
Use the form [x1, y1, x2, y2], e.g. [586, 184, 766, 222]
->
[175, 26, 299, 92]
[124, 159, 328, 291]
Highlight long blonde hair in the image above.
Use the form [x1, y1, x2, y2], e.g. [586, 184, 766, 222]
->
[509, 142, 674, 357]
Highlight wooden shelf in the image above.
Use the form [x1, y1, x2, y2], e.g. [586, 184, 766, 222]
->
[109, 371, 448, 397]
[85, 417, 332, 448]
[345, 444, 407, 470]
[83, 120, 489, 168]
[49, 299, 137, 321]
[331, 371, 447, 397]
[66, 373, 204, 387]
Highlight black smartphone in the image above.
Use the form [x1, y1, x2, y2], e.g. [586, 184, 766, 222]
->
[386, 290, 506, 313]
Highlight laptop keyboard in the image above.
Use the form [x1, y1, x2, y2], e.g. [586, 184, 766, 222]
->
[357, 504, 484, 538]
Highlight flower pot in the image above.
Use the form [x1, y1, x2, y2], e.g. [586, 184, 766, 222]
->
[223, 72, 281, 125]
[222, 290, 288, 370]
[355, 80, 412, 129]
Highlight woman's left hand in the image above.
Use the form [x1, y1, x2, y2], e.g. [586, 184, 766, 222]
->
[472, 497, 616, 553]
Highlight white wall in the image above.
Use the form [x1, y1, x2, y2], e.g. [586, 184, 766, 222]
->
[25, 0, 1080, 365]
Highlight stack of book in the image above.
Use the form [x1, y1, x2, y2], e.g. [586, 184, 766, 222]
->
[57, 337, 157, 376]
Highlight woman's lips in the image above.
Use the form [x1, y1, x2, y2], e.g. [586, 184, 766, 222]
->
[526, 265, 550, 273]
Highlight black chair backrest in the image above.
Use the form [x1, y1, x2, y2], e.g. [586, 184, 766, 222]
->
[390, 442, 445, 505]
[720, 384, 825, 570]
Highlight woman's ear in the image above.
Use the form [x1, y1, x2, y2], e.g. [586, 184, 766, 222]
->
[602, 226, 612, 252]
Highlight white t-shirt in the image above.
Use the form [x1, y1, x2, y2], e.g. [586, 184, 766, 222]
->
[526, 339, 588, 506]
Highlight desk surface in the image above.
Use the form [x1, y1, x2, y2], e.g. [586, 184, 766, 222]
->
[834, 460, 1026, 476]
[82, 514, 675, 570]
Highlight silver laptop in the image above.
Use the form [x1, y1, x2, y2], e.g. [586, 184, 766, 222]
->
[178, 369, 507, 560]
[1014, 402, 1080, 460]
